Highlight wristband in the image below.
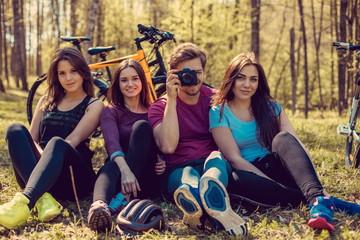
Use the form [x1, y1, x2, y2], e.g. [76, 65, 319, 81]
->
[110, 151, 125, 161]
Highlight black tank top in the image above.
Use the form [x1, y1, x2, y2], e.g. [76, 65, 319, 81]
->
[39, 95, 95, 164]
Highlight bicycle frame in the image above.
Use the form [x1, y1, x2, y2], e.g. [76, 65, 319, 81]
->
[335, 42, 360, 167]
[88, 41, 159, 103]
[27, 25, 173, 124]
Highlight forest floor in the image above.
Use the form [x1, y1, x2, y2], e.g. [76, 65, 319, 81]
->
[0, 86, 360, 239]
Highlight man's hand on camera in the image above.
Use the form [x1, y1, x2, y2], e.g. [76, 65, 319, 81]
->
[166, 69, 181, 100]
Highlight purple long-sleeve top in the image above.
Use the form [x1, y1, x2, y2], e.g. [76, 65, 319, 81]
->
[100, 104, 148, 161]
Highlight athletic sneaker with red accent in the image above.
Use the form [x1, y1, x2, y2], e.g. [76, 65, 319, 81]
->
[87, 200, 112, 232]
[308, 196, 334, 231]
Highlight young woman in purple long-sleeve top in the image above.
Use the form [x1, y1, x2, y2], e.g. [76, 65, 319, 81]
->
[87, 59, 165, 232]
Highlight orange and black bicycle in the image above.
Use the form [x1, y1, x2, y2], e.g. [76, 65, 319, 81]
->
[26, 24, 175, 124]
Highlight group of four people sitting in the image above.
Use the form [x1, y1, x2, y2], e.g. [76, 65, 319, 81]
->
[1, 42, 359, 236]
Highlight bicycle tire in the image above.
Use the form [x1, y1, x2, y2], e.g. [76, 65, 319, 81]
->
[27, 73, 47, 124]
[353, 142, 360, 168]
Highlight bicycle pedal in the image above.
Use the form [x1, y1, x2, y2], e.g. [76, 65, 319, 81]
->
[337, 125, 350, 136]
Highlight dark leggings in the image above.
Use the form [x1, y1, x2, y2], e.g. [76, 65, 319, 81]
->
[228, 131, 324, 208]
[5, 123, 96, 209]
[93, 120, 161, 203]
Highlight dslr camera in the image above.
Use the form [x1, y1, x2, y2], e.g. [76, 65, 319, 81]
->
[176, 68, 198, 86]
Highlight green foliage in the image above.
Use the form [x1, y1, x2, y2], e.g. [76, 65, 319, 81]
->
[1, 87, 360, 239]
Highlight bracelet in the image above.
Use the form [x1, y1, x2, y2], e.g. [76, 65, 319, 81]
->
[110, 151, 125, 161]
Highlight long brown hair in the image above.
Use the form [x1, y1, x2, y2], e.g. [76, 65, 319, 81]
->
[212, 52, 280, 150]
[107, 59, 151, 112]
[42, 47, 94, 111]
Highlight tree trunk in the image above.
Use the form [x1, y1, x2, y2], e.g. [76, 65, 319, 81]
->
[150, 0, 158, 27]
[290, 28, 296, 114]
[2, 0, 9, 85]
[0, 78, 5, 93]
[297, 0, 309, 118]
[338, 0, 347, 116]
[267, 0, 288, 79]
[63, 0, 67, 35]
[251, 0, 260, 57]
[229, 0, 240, 50]
[346, 0, 357, 106]
[190, 0, 195, 43]
[311, 0, 324, 117]
[19, 0, 26, 84]
[95, 1, 103, 63]
[0, 0, 2, 76]
[36, 0, 43, 75]
[70, 0, 77, 35]
[330, 0, 336, 110]
[85, 0, 100, 63]
[274, 58, 290, 99]
[51, 0, 60, 48]
[13, 0, 27, 90]
[27, 0, 32, 75]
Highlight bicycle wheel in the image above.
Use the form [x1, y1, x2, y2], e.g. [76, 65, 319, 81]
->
[27, 74, 47, 124]
[353, 143, 360, 168]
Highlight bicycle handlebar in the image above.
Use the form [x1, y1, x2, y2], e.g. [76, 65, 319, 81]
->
[137, 24, 176, 44]
[333, 42, 360, 51]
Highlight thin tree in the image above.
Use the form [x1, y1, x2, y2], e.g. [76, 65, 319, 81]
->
[290, 28, 296, 114]
[338, 0, 347, 116]
[19, 0, 26, 81]
[251, 0, 260, 58]
[36, 0, 43, 75]
[1, 0, 9, 85]
[85, 0, 100, 64]
[0, 77, 5, 93]
[329, 0, 337, 110]
[0, 0, 3, 76]
[310, 0, 324, 116]
[274, 57, 290, 99]
[229, 0, 240, 50]
[51, 0, 60, 48]
[190, 0, 195, 43]
[12, 0, 27, 90]
[297, 0, 309, 118]
[346, 0, 357, 105]
[70, 0, 77, 35]
[95, 1, 103, 63]
[267, 0, 288, 80]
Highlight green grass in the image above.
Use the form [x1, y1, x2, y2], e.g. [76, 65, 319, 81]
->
[0, 87, 360, 239]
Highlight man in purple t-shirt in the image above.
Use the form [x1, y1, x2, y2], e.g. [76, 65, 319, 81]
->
[148, 43, 247, 236]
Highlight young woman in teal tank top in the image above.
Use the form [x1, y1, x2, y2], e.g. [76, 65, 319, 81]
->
[210, 52, 360, 232]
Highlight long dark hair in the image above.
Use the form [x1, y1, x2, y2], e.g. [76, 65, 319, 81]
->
[212, 52, 280, 150]
[107, 59, 151, 112]
[43, 47, 94, 111]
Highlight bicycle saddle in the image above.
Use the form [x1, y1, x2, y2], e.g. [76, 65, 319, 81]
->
[60, 36, 90, 42]
[88, 46, 116, 55]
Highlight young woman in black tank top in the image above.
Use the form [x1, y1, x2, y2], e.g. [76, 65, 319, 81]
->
[1, 47, 104, 230]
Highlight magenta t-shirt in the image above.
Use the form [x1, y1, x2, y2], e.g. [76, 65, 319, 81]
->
[148, 85, 218, 166]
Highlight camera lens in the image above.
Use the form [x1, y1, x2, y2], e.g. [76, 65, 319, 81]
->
[182, 73, 193, 84]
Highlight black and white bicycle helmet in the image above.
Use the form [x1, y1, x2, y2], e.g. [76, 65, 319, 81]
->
[116, 199, 165, 235]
